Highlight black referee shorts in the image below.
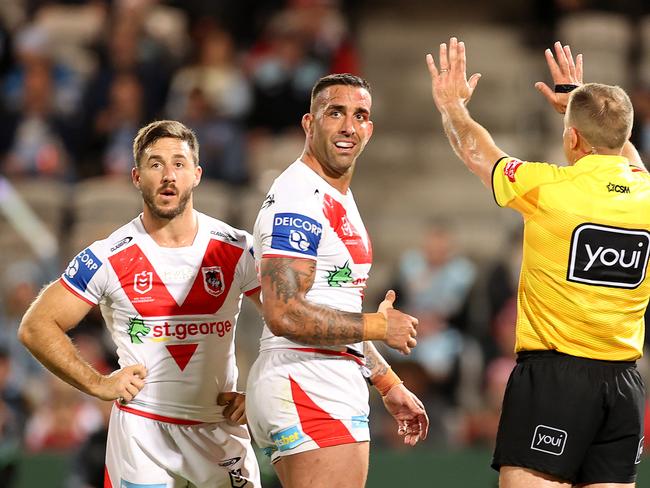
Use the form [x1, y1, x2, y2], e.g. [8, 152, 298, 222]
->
[492, 350, 645, 484]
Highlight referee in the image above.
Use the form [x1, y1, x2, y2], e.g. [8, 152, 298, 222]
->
[427, 39, 649, 487]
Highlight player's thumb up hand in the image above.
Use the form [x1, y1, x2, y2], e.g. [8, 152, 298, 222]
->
[378, 290, 396, 318]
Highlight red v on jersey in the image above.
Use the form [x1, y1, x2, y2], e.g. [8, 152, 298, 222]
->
[322, 194, 372, 264]
[166, 343, 198, 371]
[109, 239, 243, 317]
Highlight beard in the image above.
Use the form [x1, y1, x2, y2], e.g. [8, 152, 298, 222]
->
[141, 185, 193, 220]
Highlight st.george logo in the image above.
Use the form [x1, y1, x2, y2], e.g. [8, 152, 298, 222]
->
[567, 223, 650, 288]
[134, 271, 153, 294]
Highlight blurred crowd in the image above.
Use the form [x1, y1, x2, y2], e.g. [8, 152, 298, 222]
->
[0, 1, 650, 487]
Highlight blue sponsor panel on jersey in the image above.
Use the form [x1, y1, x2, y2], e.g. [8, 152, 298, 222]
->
[271, 425, 307, 452]
[271, 213, 322, 257]
[120, 481, 167, 488]
[64, 248, 102, 292]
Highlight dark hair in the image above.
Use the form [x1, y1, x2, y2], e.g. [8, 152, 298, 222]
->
[310, 73, 371, 110]
[132, 120, 199, 168]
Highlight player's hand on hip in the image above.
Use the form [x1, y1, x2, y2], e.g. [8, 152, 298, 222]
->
[97, 364, 147, 402]
[426, 36, 481, 112]
[535, 41, 583, 114]
[382, 384, 429, 446]
[217, 391, 247, 425]
[379, 291, 418, 355]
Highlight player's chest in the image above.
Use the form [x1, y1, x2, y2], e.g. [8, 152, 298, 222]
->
[106, 239, 243, 317]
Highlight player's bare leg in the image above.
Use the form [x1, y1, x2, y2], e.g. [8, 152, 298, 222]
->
[274, 442, 369, 488]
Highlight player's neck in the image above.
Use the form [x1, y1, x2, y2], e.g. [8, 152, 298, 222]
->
[141, 207, 198, 248]
[300, 152, 352, 195]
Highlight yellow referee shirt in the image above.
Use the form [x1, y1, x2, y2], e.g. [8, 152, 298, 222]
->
[492, 154, 650, 360]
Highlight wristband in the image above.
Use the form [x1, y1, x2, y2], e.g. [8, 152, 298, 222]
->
[362, 312, 387, 341]
[371, 367, 403, 396]
[554, 84, 578, 93]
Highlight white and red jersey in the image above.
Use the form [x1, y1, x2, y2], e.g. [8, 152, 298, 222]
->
[61, 211, 259, 423]
[253, 160, 372, 356]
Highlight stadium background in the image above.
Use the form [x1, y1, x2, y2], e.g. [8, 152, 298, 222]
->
[0, 0, 649, 486]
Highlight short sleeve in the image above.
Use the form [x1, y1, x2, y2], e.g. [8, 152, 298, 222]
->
[492, 157, 564, 217]
[255, 200, 324, 260]
[60, 243, 108, 305]
[237, 233, 261, 296]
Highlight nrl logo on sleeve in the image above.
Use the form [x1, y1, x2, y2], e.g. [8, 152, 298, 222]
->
[503, 159, 523, 183]
[202, 266, 224, 297]
[567, 223, 650, 289]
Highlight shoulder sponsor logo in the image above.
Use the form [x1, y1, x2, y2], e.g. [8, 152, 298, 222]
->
[271, 425, 306, 452]
[210, 230, 238, 242]
[531, 425, 567, 456]
[327, 262, 353, 287]
[110, 236, 133, 253]
[202, 266, 225, 297]
[133, 271, 153, 294]
[271, 213, 323, 257]
[261, 193, 275, 209]
[127, 317, 150, 344]
[607, 182, 631, 194]
[503, 159, 523, 183]
[567, 223, 650, 289]
[64, 248, 102, 292]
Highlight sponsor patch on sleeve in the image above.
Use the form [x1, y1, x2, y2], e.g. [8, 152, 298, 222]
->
[64, 248, 102, 292]
[270, 213, 323, 257]
[503, 158, 524, 183]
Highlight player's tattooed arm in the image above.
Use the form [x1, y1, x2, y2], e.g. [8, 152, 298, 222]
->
[261, 257, 364, 345]
[363, 341, 389, 378]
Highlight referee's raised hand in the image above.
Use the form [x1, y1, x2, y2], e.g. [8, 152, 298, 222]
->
[535, 41, 583, 114]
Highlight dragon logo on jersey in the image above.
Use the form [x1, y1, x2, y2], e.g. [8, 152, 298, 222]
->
[202, 266, 225, 297]
[133, 271, 153, 294]
[327, 262, 353, 287]
[127, 317, 150, 344]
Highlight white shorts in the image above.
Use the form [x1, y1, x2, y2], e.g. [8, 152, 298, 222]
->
[246, 349, 370, 463]
[105, 404, 261, 488]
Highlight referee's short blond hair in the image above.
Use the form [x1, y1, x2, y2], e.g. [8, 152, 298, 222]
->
[567, 83, 633, 150]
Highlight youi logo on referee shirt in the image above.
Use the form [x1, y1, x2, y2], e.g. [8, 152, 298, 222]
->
[531, 425, 568, 456]
[567, 223, 650, 289]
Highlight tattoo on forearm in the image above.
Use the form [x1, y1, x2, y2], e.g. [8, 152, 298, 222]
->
[262, 258, 364, 345]
[363, 342, 389, 377]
